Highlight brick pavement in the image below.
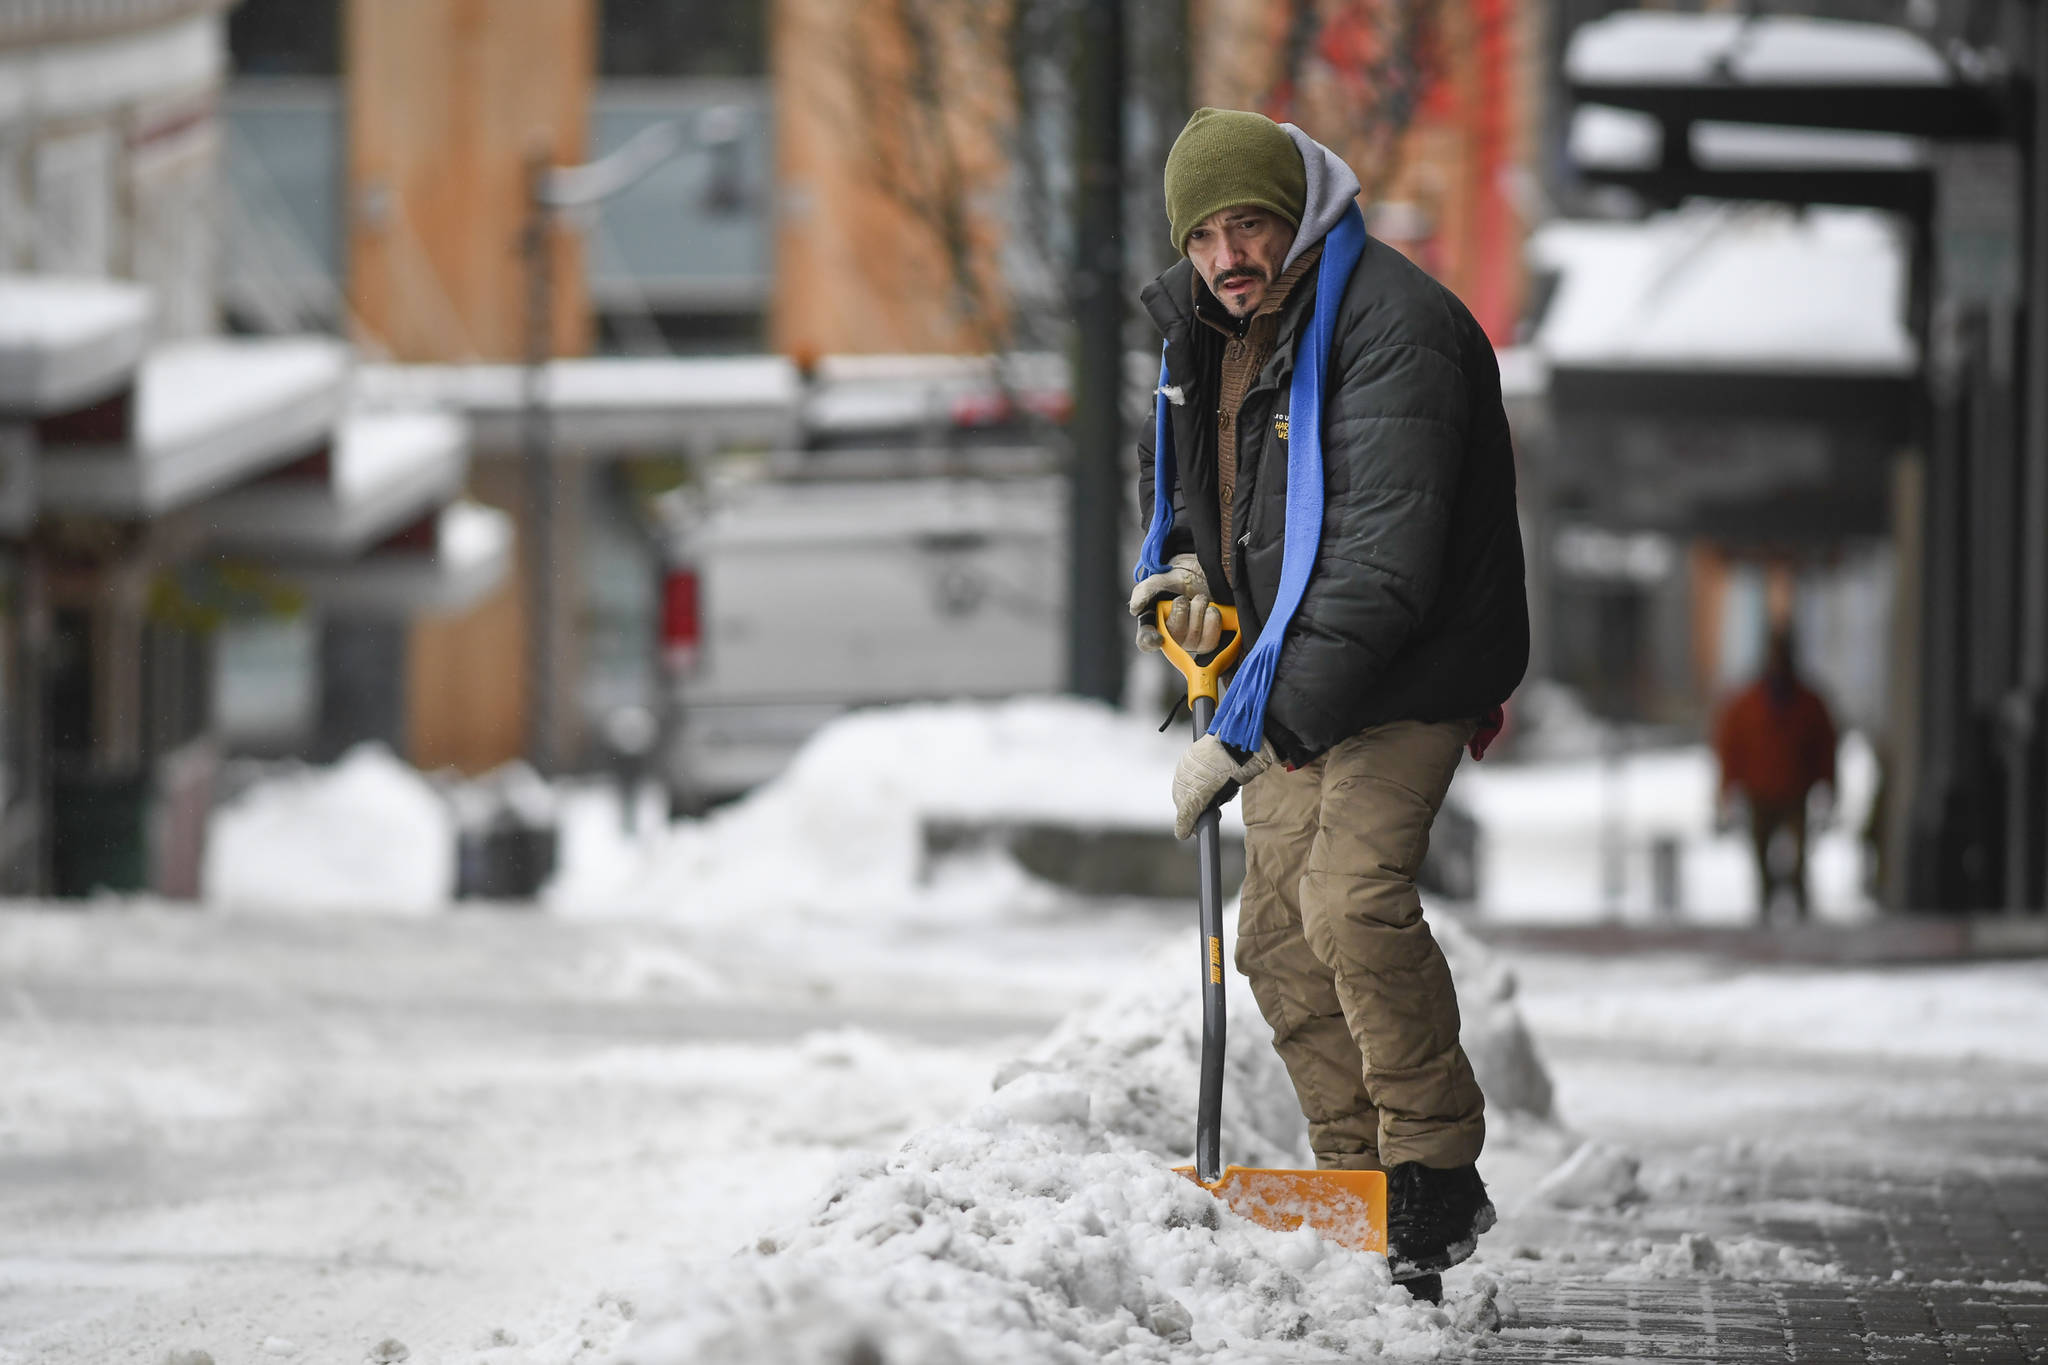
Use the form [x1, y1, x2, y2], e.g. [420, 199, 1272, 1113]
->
[1481, 1161, 2048, 1363]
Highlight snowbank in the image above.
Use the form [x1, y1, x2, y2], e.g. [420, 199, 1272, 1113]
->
[558, 697, 1199, 923]
[615, 911, 1554, 1361]
[202, 745, 455, 914]
[628, 1077, 1482, 1364]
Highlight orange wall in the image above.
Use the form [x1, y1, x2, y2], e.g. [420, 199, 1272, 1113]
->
[1190, 0, 1529, 343]
[345, 0, 594, 362]
[771, 0, 1015, 358]
[345, 0, 597, 773]
[773, 0, 1530, 354]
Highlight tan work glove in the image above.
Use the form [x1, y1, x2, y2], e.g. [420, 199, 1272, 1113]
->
[1129, 552, 1224, 654]
[1172, 735, 1273, 840]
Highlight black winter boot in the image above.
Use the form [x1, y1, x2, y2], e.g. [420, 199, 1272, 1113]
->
[1386, 1161, 1496, 1280]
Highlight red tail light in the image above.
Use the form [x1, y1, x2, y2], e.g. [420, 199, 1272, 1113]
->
[662, 567, 701, 675]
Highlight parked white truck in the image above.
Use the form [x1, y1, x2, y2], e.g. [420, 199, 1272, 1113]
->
[655, 355, 1078, 803]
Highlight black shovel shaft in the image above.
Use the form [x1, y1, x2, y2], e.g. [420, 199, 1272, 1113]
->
[1191, 694, 1227, 1184]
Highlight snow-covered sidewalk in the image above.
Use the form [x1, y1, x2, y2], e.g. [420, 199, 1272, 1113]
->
[0, 903, 1163, 1365]
[6, 905, 2042, 1362]
[22, 699, 2043, 1362]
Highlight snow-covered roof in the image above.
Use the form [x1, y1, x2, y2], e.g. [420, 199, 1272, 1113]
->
[37, 336, 350, 516]
[282, 500, 512, 617]
[201, 409, 470, 558]
[1571, 105, 1927, 172]
[354, 356, 801, 456]
[0, 276, 152, 416]
[1530, 206, 1915, 376]
[1567, 12, 1950, 88]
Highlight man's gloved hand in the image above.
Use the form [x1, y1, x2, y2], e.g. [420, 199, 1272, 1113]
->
[1130, 553, 1223, 654]
[1172, 735, 1273, 840]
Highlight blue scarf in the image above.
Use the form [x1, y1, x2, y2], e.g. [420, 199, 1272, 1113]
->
[1135, 203, 1368, 752]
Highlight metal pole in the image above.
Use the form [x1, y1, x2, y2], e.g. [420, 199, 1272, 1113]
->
[1067, 0, 1127, 703]
[1, 541, 48, 895]
[1190, 691, 1226, 1184]
[2013, 0, 2048, 913]
[522, 153, 556, 776]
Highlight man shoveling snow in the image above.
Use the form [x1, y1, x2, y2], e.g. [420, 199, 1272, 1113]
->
[1131, 108, 1528, 1291]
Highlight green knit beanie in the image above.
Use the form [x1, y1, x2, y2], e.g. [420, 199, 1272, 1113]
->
[1163, 107, 1307, 255]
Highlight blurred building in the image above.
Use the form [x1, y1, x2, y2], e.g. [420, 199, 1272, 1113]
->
[0, 0, 508, 897]
[0, 0, 228, 335]
[770, 0, 1538, 355]
[1537, 1, 2048, 915]
[217, 0, 781, 776]
[220, 1, 772, 352]
[1190, 0, 1539, 343]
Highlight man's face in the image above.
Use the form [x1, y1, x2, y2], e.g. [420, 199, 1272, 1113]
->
[1186, 206, 1298, 319]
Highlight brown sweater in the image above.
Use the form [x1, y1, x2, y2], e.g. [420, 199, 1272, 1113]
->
[1195, 242, 1323, 588]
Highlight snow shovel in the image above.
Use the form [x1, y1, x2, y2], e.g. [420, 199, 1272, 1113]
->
[1155, 601, 1388, 1257]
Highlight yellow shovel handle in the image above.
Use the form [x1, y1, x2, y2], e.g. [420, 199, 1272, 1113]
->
[1156, 600, 1242, 707]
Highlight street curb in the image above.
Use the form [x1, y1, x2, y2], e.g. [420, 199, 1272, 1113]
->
[1463, 914, 2048, 964]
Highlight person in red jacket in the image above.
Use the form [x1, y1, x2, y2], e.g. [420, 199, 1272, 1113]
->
[1713, 628, 1838, 917]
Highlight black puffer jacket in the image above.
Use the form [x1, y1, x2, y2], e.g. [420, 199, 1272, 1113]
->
[1136, 236, 1529, 767]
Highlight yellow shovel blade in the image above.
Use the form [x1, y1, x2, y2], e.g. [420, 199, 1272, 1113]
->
[1173, 1164, 1387, 1255]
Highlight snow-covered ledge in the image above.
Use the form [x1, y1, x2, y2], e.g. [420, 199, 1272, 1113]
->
[0, 276, 152, 417]
[1566, 11, 1950, 89]
[281, 500, 512, 617]
[355, 355, 803, 456]
[37, 336, 349, 517]
[201, 409, 470, 559]
[1569, 105, 1926, 173]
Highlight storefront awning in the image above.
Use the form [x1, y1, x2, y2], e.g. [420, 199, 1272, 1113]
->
[0, 276, 151, 417]
[37, 337, 350, 517]
[280, 500, 512, 617]
[1566, 11, 2009, 139]
[202, 409, 469, 558]
[1531, 204, 1917, 424]
[1530, 204, 1915, 540]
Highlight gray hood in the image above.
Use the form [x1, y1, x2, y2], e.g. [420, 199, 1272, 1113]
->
[1280, 125, 1363, 272]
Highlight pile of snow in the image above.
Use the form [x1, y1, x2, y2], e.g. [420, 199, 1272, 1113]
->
[628, 1076, 1487, 1364]
[615, 912, 1554, 1361]
[203, 745, 454, 913]
[1013, 909, 1555, 1157]
[559, 698, 1196, 924]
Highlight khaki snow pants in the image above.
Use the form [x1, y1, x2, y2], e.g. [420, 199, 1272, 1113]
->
[1234, 718, 1485, 1172]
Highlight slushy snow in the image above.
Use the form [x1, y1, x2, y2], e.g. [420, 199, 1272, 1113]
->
[627, 1078, 1476, 1364]
[183, 696, 1950, 1363]
[617, 911, 1551, 1362]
